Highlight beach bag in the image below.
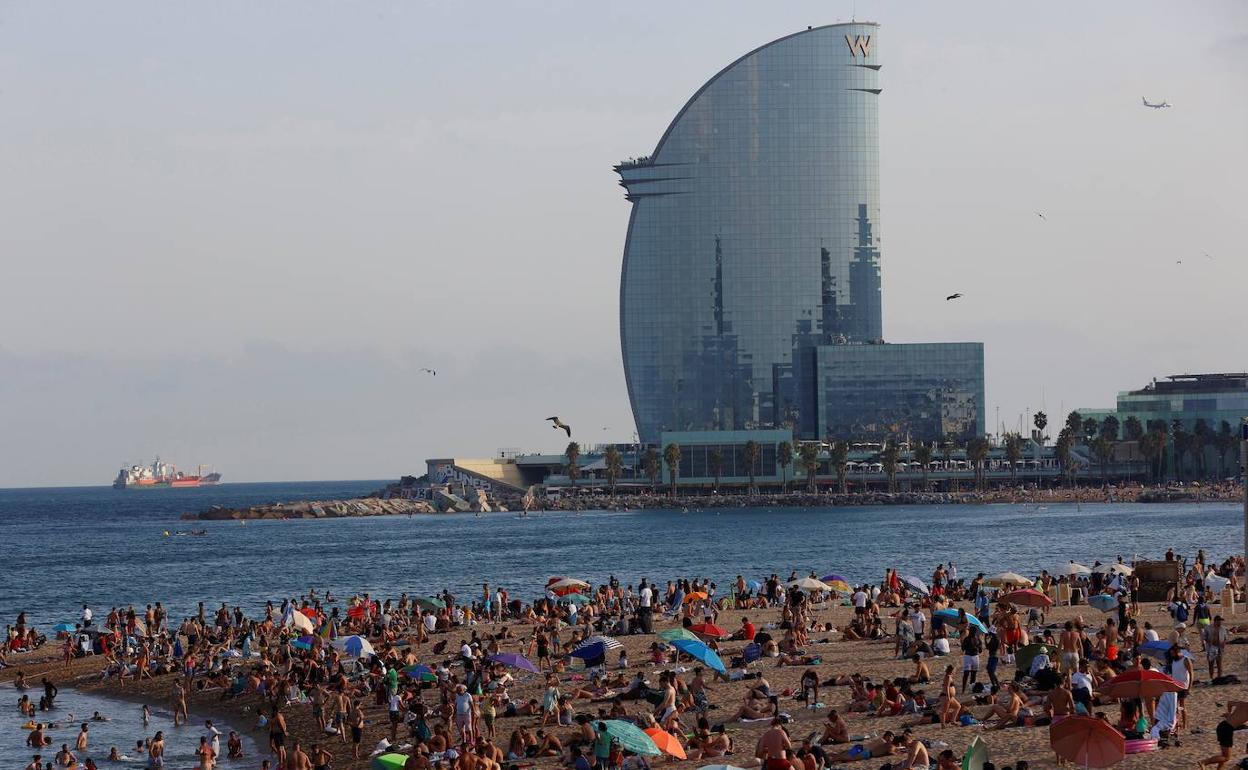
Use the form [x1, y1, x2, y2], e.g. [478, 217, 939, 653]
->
[414, 717, 432, 742]
[1174, 603, 1189, 623]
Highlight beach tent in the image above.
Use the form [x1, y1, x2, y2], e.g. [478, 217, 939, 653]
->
[1049, 716, 1125, 768]
[670, 638, 727, 674]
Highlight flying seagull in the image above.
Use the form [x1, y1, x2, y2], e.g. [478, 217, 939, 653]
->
[946, 293, 963, 301]
[1204, 252, 1214, 260]
[419, 368, 437, 376]
[546, 416, 572, 437]
[1175, 260, 1183, 265]
[1034, 211, 1046, 221]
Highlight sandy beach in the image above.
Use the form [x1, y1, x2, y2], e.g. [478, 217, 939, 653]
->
[3, 568, 1245, 770]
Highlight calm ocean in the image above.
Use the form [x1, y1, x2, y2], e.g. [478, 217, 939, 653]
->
[0, 482, 1241, 632]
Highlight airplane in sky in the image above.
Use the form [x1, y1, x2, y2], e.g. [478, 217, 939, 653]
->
[1142, 97, 1171, 109]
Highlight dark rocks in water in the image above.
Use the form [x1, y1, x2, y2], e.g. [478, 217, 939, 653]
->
[190, 497, 437, 520]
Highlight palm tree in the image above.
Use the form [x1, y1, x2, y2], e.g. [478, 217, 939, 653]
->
[1054, 429, 1075, 487]
[1139, 432, 1161, 484]
[662, 443, 682, 497]
[966, 436, 989, 491]
[1065, 411, 1083, 437]
[708, 448, 723, 493]
[1033, 411, 1048, 487]
[799, 442, 820, 493]
[941, 434, 959, 492]
[1124, 416, 1143, 442]
[776, 441, 793, 493]
[1003, 432, 1023, 485]
[831, 441, 849, 494]
[564, 441, 581, 489]
[1094, 437, 1113, 487]
[1100, 416, 1120, 443]
[1216, 421, 1234, 479]
[742, 440, 760, 495]
[1082, 418, 1099, 443]
[603, 445, 622, 497]
[912, 441, 933, 491]
[1191, 419, 1211, 480]
[882, 440, 900, 493]
[643, 448, 660, 493]
[1170, 420, 1187, 481]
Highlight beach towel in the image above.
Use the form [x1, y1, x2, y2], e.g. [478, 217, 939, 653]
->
[1150, 692, 1177, 739]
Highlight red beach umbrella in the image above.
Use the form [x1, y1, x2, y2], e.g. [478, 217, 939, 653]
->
[999, 588, 1053, 608]
[1097, 669, 1184, 700]
[1049, 716, 1125, 768]
[689, 623, 729, 638]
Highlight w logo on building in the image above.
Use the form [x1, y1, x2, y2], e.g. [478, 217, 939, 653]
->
[845, 34, 872, 58]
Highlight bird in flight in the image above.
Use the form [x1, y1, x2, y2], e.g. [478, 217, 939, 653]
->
[419, 368, 437, 376]
[1175, 260, 1183, 265]
[1204, 252, 1214, 260]
[1034, 211, 1046, 221]
[1141, 97, 1171, 109]
[946, 293, 963, 301]
[546, 416, 572, 437]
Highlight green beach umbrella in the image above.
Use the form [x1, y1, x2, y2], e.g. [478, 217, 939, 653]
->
[373, 753, 409, 770]
[560, 593, 592, 605]
[1014, 642, 1053, 673]
[962, 735, 988, 770]
[600, 719, 661, 755]
[415, 596, 445, 611]
[658, 627, 701, 643]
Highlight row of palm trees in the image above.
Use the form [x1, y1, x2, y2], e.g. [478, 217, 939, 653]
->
[562, 412, 1239, 496]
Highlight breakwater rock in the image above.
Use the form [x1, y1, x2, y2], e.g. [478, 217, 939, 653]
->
[184, 498, 437, 521]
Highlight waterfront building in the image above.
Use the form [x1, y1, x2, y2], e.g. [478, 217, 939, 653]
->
[615, 23, 984, 444]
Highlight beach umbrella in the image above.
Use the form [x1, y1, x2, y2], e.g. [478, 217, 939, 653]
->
[689, 623, 729, 638]
[291, 635, 315, 651]
[683, 591, 709, 604]
[1137, 640, 1194, 662]
[402, 664, 437, 682]
[999, 589, 1053, 608]
[373, 753, 410, 770]
[1097, 669, 1184, 700]
[821, 575, 852, 593]
[1049, 716, 1125, 768]
[1205, 573, 1230, 594]
[489, 653, 539, 674]
[789, 577, 832, 592]
[746, 580, 762, 592]
[898, 575, 929, 595]
[820, 573, 850, 585]
[658, 628, 702, 643]
[1013, 643, 1053, 673]
[335, 635, 375, 658]
[1055, 561, 1092, 576]
[559, 593, 592, 605]
[1087, 594, 1119, 613]
[599, 720, 660, 755]
[570, 636, 621, 660]
[670, 638, 727, 674]
[288, 611, 315, 633]
[984, 572, 1033, 588]
[644, 727, 687, 760]
[52, 623, 76, 634]
[414, 596, 445, 611]
[961, 735, 988, 770]
[1108, 563, 1133, 576]
[934, 608, 987, 634]
[547, 577, 591, 596]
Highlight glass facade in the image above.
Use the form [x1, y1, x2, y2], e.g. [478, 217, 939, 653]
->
[659, 429, 789, 483]
[1085, 374, 1248, 434]
[617, 24, 883, 443]
[814, 343, 985, 442]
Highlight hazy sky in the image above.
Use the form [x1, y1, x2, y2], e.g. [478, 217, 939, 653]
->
[2, 1, 1245, 487]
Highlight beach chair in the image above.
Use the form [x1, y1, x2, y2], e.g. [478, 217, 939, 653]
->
[742, 642, 762, 666]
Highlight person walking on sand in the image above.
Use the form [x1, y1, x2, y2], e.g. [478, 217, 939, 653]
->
[1203, 615, 1228, 680]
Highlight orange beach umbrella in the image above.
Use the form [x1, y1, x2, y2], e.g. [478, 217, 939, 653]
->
[1049, 716, 1125, 768]
[644, 727, 687, 760]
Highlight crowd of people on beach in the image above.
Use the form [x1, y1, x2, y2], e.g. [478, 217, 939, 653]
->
[5, 548, 1247, 770]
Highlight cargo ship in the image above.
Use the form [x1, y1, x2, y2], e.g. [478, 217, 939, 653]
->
[113, 457, 222, 489]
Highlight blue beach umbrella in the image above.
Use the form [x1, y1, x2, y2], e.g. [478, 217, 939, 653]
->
[1087, 594, 1118, 613]
[934, 608, 988, 634]
[670, 638, 727, 674]
[291, 635, 315, 651]
[747, 580, 762, 592]
[403, 664, 437, 682]
[336, 634, 375, 658]
[52, 623, 76, 634]
[1137, 640, 1194, 661]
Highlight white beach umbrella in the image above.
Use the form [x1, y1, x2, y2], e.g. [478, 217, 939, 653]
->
[984, 572, 1033, 588]
[1108, 563, 1134, 576]
[789, 577, 832, 592]
[1055, 561, 1092, 576]
[287, 610, 315, 633]
[548, 577, 591, 591]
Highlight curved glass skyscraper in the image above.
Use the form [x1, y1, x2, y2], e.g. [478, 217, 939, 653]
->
[617, 23, 883, 442]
